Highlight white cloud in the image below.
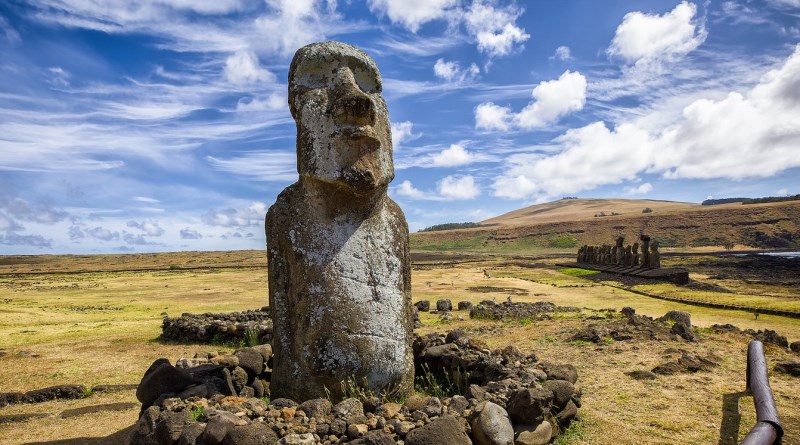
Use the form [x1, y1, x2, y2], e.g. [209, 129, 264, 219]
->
[202, 201, 268, 227]
[0, 233, 52, 248]
[394, 176, 480, 201]
[207, 152, 298, 182]
[180, 227, 203, 239]
[133, 196, 160, 203]
[464, 0, 530, 58]
[0, 212, 23, 231]
[432, 144, 475, 167]
[625, 182, 653, 195]
[87, 226, 120, 241]
[777, 188, 789, 196]
[0, 15, 22, 44]
[126, 219, 165, 236]
[550, 46, 573, 61]
[236, 93, 287, 112]
[367, 0, 458, 32]
[608, 2, 706, 65]
[391, 121, 418, 148]
[476, 70, 587, 130]
[475, 102, 512, 131]
[224, 50, 276, 86]
[433, 58, 480, 83]
[395, 180, 429, 200]
[438, 175, 480, 200]
[492, 44, 800, 200]
[0, 193, 69, 224]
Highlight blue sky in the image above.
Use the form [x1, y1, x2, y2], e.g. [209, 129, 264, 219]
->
[1, 0, 799, 254]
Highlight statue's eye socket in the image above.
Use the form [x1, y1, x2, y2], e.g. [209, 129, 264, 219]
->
[351, 66, 381, 94]
[293, 61, 329, 89]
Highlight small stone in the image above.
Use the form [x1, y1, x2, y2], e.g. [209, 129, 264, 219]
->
[278, 433, 316, 444]
[466, 384, 486, 401]
[448, 396, 469, 416]
[556, 400, 578, 424]
[333, 398, 364, 417]
[506, 388, 553, 425]
[790, 341, 800, 353]
[375, 402, 401, 418]
[542, 380, 574, 410]
[178, 422, 205, 445]
[234, 347, 265, 379]
[222, 422, 279, 445]
[329, 419, 347, 436]
[348, 423, 369, 439]
[542, 363, 578, 384]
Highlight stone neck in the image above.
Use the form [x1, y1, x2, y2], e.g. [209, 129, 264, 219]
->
[299, 177, 386, 219]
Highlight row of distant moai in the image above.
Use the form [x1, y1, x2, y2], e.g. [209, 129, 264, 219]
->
[577, 234, 661, 269]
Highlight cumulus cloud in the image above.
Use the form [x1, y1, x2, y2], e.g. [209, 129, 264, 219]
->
[367, 0, 458, 32]
[126, 219, 165, 236]
[608, 2, 706, 66]
[625, 182, 654, 195]
[0, 193, 69, 224]
[476, 70, 587, 130]
[224, 50, 276, 85]
[438, 175, 480, 199]
[0, 233, 52, 248]
[550, 46, 573, 61]
[492, 44, 800, 200]
[433, 59, 479, 83]
[432, 144, 476, 167]
[394, 176, 479, 200]
[180, 227, 203, 239]
[87, 226, 120, 242]
[202, 202, 268, 227]
[391, 121, 418, 148]
[464, 0, 530, 58]
[0, 212, 23, 232]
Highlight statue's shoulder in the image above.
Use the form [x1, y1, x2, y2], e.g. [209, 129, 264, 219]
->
[266, 183, 302, 226]
[384, 197, 409, 231]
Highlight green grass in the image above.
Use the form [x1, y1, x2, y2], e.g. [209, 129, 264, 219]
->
[554, 420, 589, 444]
[558, 267, 597, 277]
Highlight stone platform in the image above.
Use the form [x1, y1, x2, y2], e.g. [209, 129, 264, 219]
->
[566, 263, 690, 285]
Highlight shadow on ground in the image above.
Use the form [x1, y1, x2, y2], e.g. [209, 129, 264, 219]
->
[719, 391, 747, 445]
[25, 425, 133, 445]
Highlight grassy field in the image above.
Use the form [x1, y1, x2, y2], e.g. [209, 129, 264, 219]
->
[1, 250, 799, 444]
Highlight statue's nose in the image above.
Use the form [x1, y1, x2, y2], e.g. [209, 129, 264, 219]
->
[330, 67, 375, 127]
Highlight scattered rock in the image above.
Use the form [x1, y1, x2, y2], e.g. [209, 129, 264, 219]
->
[658, 310, 692, 326]
[437, 299, 453, 312]
[458, 301, 473, 311]
[506, 388, 553, 425]
[405, 416, 471, 445]
[671, 321, 696, 342]
[791, 341, 800, 353]
[137, 360, 194, 407]
[652, 351, 719, 375]
[514, 421, 552, 445]
[774, 360, 800, 377]
[415, 300, 431, 312]
[625, 370, 657, 380]
[222, 422, 278, 445]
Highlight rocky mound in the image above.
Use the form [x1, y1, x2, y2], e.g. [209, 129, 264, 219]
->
[129, 330, 581, 445]
[160, 308, 273, 345]
[469, 301, 579, 321]
[570, 308, 696, 344]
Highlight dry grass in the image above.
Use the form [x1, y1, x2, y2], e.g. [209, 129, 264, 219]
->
[1, 251, 799, 444]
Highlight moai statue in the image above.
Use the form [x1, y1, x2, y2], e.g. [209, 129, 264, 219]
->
[640, 235, 651, 268]
[577, 245, 584, 263]
[266, 42, 413, 402]
[611, 245, 617, 264]
[624, 245, 632, 266]
[650, 240, 661, 269]
[632, 242, 640, 266]
[615, 237, 625, 264]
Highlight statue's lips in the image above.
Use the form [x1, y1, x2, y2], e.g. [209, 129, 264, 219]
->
[335, 126, 380, 145]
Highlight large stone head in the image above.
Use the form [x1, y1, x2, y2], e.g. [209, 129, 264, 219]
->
[289, 41, 394, 194]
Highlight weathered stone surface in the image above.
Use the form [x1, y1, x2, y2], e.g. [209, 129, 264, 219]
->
[791, 341, 800, 353]
[542, 363, 578, 384]
[349, 431, 397, 445]
[267, 41, 413, 402]
[234, 347, 265, 379]
[21, 384, 86, 404]
[671, 321, 696, 342]
[514, 421, 552, 445]
[278, 433, 316, 444]
[471, 401, 514, 445]
[222, 422, 278, 445]
[542, 380, 574, 410]
[405, 415, 471, 445]
[437, 299, 453, 312]
[415, 300, 431, 312]
[333, 397, 364, 417]
[659, 310, 692, 326]
[177, 422, 205, 445]
[457, 301, 473, 311]
[137, 361, 193, 406]
[154, 410, 193, 444]
[298, 398, 332, 420]
[506, 388, 553, 425]
[556, 400, 578, 424]
[202, 410, 242, 444]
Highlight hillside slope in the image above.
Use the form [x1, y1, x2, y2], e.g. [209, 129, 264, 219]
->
[481, 198, 701, 226]
[411, 199, 800, 253]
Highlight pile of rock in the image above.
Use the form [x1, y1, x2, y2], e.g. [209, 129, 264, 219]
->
[129, 329, 581, 445]
[711, 324, 798, 351]
[0, 384, 87, 408]
[571, 308, 696, 344]
[160, 308, 272, 345]
[469, 301, 579, 321]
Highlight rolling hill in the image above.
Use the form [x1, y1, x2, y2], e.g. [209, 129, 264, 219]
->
[411, 198, 800, 253]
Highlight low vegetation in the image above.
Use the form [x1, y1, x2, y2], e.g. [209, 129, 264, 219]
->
[418, 222, 481, 232]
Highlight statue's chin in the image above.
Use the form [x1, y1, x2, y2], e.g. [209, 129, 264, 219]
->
[339, 167, 381, 194]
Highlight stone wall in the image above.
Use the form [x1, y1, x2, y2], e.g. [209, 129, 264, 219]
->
[160, 308, 272, 345]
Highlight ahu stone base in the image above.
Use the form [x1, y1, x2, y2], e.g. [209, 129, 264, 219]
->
[128, 330, 581, 445]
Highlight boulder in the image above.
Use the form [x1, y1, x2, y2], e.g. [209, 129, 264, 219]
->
[542, 380, 574, 410]
[437, 299, 453, 312]
[470, 401, 514, 445]
[774, 360, 800, 377]
[405, 415, 471, 445]
[234, 348, 265, 379]
[671, 322, 696, 342]
[659, 310, 692, 326]
[415, 300, 431, 312]
[222, 422, 278, 445]
[137, 361, 194, 407]
[790, 341, 800, 353]
[154, 410, 193, 444]
[542, 363, 578, 384]
[506, 387, 553, 425]
[514, 421, 552, 445]
[298, 399, 332, 420]
[457, 301, 473, 311]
